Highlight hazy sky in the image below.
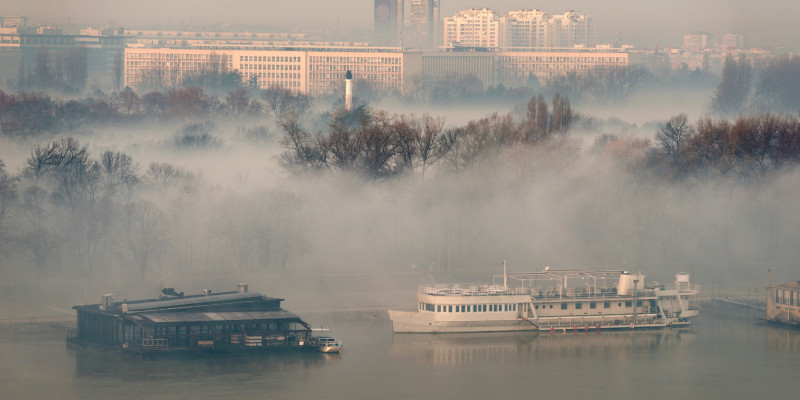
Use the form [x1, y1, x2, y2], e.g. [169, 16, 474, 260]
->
[6, 0, 800, 49]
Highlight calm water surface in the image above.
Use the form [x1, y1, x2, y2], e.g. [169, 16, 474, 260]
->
[1, 306, 798, 399]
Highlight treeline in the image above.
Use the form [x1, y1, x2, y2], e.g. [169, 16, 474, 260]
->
[0, 138, 301, 280]
[711, 54, 800, 116]
[279, 94, 575, 179]
[0, 86, 311, 139]
[599, 113, 800, 179]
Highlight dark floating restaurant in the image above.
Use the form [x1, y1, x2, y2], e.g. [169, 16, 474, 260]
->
[68, 283, 315, 355]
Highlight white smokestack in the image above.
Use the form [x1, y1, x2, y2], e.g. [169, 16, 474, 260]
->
[345, 70, 353, 111]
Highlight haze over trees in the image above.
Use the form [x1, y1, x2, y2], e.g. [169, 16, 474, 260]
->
[4, 55, 800, 291]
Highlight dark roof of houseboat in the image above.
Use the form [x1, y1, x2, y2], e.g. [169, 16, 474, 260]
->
[124, 311, 306, 326]
[124, 292, 275, 312]
[73, 291, 284, 314]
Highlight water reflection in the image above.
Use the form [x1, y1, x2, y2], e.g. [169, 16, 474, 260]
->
[71, 347, 338, 378]
[390, 329, 696, 366]
[764, 324, 800, 351]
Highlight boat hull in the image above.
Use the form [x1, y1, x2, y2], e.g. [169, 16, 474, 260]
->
[388, 310, 539, 333]
[317, 346, 342, 353]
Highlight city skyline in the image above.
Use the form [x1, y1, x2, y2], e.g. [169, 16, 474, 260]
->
[4, 0, 799, 50]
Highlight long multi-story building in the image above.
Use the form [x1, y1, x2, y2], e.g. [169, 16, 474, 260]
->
[124, 45, 413, 97]
[124, 41, 629, 96]
[443, 9, 500, 48]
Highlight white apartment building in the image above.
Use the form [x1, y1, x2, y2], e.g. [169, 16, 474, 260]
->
[546, 11, 594, 47]
[500, 10, 548, 48]
[443, 9, 594, 49]
[683, 32, 712, 50]
[443, 9, 500, 48]
[721, 33, 745, 50]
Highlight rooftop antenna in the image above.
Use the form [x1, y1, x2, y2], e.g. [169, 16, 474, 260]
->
[503, 260, 507, 288]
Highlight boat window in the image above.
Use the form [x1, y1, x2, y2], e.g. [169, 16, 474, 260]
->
[437, 305, 441, 312]
[561, 303, 568, 310]
[549, 304, 553, 309]
[482, 305, 487, 312]
[535, 305, 539, 309]
[448, 305, 453, 312]
[467, 305, 471, 312]
[513, 304, 517, 311]
[590, 302, 596, 309]
[425, 303, 435, 312]
[604, 301, 610, 308]
[625, 301, 632, 307]
[636, 301, 643, 307]
[575, 303, 582, 309]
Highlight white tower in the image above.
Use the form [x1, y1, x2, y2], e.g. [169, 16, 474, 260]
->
[345, 70, 353, 111]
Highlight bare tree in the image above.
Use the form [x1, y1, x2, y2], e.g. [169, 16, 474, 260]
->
[100, 151, 140, 201]
[277, 113, 329, 174]
[121, 200, 168, 280]
[656, 114, 693, 167]
[417, 114, 446, 179]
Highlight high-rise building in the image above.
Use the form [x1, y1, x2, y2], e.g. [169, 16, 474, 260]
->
[721, 33, 745, 50]
[374, 0, 403, 46]
[500, 10, 548, 48]
[441, 8, 594, 49]
[546, 11, 594, 47]
[406, 0, 439, 50]
[683, 32, 712, 50]
[443, 9, 499, 48]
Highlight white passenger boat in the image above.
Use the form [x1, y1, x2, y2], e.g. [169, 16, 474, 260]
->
[309, 336, 343, 353]
[388, 264, 699, 333]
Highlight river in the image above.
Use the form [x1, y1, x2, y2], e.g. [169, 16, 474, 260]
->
[1, 304, 798, 399]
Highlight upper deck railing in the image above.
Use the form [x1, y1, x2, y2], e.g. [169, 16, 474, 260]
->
[419, 284, 530, 297]
[418, 283, 699, 300]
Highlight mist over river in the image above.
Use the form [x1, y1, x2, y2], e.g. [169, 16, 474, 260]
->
[1, 304, 799, 400]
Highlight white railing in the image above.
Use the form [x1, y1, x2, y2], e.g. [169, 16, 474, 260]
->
[419, 284, 660, 299]
[419, 284, 529, 297]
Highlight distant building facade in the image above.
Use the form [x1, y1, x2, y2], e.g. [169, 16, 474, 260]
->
[721, 33, 745, 50]
[124, 42, 629, 95]
[443, 9, 500, 48]
[442, 8, 594, 49]
[0, 29, 126, 90]
[406, 0, 440, 49]
[683, 32, 712, 50]
[124, 45, 410, 97]
[547, 11, 594, 48]
[374, 0, 403, 46]
[500, 9, 548, 48]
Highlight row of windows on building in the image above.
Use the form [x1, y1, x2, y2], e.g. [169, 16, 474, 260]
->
[309, 56, 401, 65]
[419, 303, 519, 313]
[309, 65, 401, 73]
[244, 72, 300, 80]
[240, 55, 301, 63]
[240, 63, 300, 71]
[127, 53, 231, 61]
